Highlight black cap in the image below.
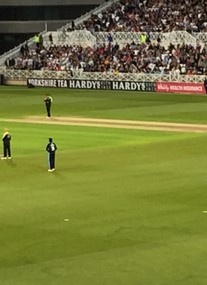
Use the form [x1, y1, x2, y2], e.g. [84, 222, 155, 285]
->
[49, 138, 53, 142]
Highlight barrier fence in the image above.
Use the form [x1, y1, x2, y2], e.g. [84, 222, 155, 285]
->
[1, 66, 206, 94]
[0, 69, 206, 84]
[25, 77, 207, 94]
[27, 78, 155, 91]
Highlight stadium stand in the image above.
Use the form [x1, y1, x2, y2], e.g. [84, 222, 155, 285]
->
[73, 0, 207, 33]
[0, 0, 207, 82]
[0, 0, 106, 55]
[5, 42, 207, 75]
[0, 0, 120, 66]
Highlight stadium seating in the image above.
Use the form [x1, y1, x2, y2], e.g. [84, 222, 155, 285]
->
[74, 0, 207, 33]
[2, 0, 207, 76]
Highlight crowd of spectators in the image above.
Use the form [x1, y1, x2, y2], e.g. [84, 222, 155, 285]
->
[73, 0, 207, 33]
[5, 40, 207, 75]
[4, 0, 207, 76]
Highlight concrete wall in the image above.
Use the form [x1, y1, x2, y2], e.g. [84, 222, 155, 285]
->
[0, 0, 105, 33]
[0, 0, 113, 54]
[0, 0, 105, 5]
[0, 21, 71, 33]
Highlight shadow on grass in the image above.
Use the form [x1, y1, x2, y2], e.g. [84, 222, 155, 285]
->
[47, 169, 63, 178]
[6, 159, 16, 167]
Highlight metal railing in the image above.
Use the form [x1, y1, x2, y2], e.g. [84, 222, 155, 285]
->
[57, 0, 120, 32]
[0, 0, 120, 66]
[56, 30, 207, 47]
[1, 68, 205, 83]
[0, 29, 47, 66]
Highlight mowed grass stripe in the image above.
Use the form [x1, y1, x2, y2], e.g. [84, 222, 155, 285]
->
[1, 86, 207, 123]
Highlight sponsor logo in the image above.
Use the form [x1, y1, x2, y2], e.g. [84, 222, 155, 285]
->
[27, 78, 155, 92]
[27, 79, 68, 88]
[156, 82, 205, 94]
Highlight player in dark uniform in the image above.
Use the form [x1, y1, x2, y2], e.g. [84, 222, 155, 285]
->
[44, 94, 53, 117]
[46, 138, 57, 172]
[1, 128, 11, 159]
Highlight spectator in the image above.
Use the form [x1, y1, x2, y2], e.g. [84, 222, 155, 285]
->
[7, 40, 207, 75]
[39, 34, 43, 48]
[20, 45, 25, 56]
[4, 0, 207, 76]
[75, 0, 207, 33]
[33, 34, 40, 48]
[49, 33, 53, 44]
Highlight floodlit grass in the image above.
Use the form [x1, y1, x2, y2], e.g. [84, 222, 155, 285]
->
[0, 86, 207, 285]
[1, 85, 207, 122]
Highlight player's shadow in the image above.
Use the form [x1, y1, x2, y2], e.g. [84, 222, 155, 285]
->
[6, 159, 16, 167]
[49, 169, 66, 180]
[49, 169, 62, 178]
[37, 165, 64, 179]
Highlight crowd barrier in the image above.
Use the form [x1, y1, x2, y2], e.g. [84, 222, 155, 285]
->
[26, 77, 207, 95]
[0, 69, 206, 83]
[0, 68, 206, 94]
[27, 78, 155, 91]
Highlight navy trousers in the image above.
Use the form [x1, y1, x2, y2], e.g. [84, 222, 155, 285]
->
[48, 152, 55, 169]
[3, 144, 11, 158]
[45, 104, 51, 117]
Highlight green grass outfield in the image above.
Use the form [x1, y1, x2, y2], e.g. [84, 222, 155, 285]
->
[0, 86, 207, 285]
